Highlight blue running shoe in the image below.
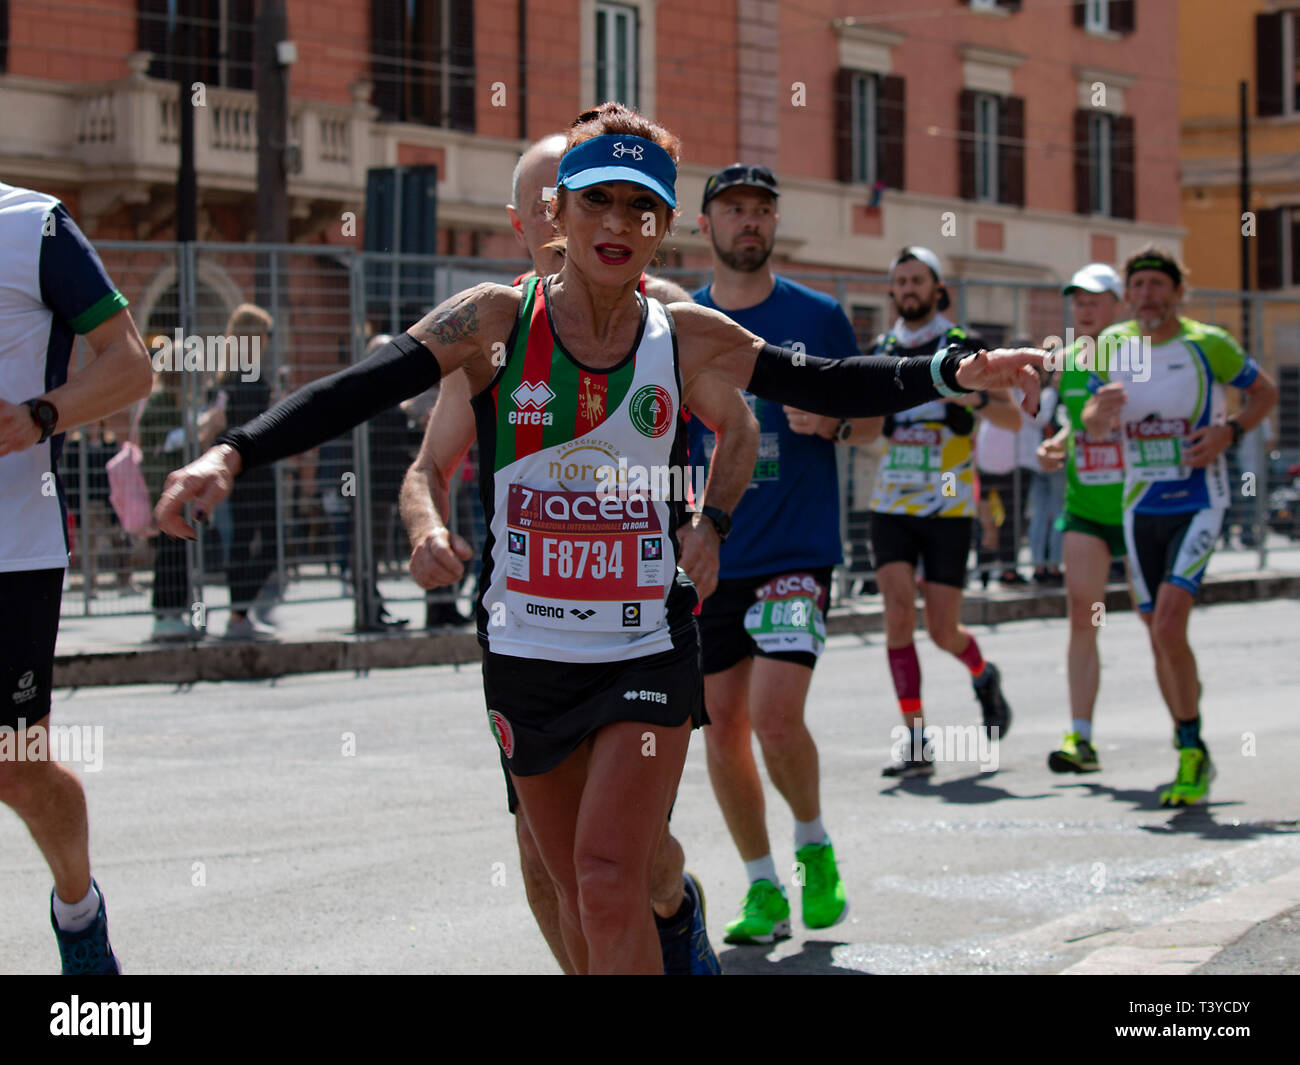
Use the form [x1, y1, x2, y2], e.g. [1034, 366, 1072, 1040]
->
[51, 879, 121, 975]
[659, 872, 723, 975]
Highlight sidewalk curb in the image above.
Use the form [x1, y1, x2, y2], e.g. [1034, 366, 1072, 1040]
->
[1059, 863, 1300, 975]
[53, 570, 1300, 689]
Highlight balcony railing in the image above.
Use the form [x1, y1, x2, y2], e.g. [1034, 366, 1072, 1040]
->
[67, 57, 369, 194]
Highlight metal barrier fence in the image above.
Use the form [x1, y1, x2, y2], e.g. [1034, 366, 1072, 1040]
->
[60, 245, 1299, 634]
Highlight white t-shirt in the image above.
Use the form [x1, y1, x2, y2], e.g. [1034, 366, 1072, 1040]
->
[0, 183, 129, 572]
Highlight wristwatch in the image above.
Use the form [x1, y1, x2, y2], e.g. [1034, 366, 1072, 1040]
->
[699, 505, 732, 544]
[1227, 419, 1244, 446]
[23, 398, 59, 444]
[835, 419, 853, 443]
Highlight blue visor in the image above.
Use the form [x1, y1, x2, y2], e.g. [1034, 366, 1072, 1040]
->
[556, 134, 677, 208]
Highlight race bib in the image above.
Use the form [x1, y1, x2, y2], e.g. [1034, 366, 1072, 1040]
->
[1124, 418, 1189, 483]
[1074, 429, 1123, 486]
[504, 484, 667, 631]
[881, 424, 942, 488]
[742, 572, 827, 658]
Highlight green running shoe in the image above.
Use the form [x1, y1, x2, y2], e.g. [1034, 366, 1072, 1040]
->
[795, 841, 849, 930]
[1160, 746, 1215, 807]
[723, 879, 791, 945]
[1048, 731, 1100, 773]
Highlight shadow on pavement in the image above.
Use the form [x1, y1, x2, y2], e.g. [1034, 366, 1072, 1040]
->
[881, 771, 1054, 805]
[1138, 809, 1299, 841]
[718, 939, 867, 975]
[1054, 781, 1297, 838]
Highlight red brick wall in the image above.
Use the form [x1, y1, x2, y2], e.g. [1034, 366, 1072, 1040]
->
[288, 0, 371, 106]
[656, 0, 738, 170]
[9, 0, 137, 81]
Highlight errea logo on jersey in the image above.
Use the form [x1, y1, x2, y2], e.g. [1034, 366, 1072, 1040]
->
[510, 381, 556, 425]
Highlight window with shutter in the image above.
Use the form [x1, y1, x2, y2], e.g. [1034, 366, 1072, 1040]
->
[959, 90, 977, 201]
[1, 0, 10, 73]
[878, 75, 906, 190]
[834, 67, 854, 184]
[371, 1, 475, 130]
[1111, 114, 1135, 220]
[596, 3, 639, 109]
[138, 0, 250, 88]
[1089, 113, 1112, 215]
[1073, 109, 1092, 216]
[852, 72, 878, 186]
[1255, 11, 1300, 117]
[974, 94, 1000, 203]
[999, 95, 1024, 207]
[1257, 207, 1283, 290]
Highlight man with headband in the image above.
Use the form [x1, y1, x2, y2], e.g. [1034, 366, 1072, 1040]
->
[1083, 245, 1277, 807]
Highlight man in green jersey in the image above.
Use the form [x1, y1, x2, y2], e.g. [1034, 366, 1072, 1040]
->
[1082, 247, 1278, 806]
[1037, 264, 1126, 773]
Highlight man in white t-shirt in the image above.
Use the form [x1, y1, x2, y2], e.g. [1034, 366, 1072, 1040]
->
[0, 182, 152, 973]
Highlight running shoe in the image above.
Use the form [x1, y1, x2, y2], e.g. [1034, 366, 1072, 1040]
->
[723, 879, 791, 945]
[1160, 746, 1215, 808]
[882, 749, 935, 777]
[51, 879, 120, 975]
[973, 661, 1012, 740]
[796, 841, 848, 930]
[659, 872, 723, 975]
[1048, 731, 1100, 773]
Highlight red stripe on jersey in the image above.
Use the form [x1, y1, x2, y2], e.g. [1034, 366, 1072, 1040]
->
[514, 285, 554, 460]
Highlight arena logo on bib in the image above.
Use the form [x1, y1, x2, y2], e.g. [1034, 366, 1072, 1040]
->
[488, 710, 515, 758]
[629, 385, 673, 438]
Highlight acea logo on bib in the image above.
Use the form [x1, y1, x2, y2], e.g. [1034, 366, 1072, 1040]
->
[629, 385, 673, 438]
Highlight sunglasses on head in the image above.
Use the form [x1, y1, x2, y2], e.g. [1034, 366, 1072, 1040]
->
[704, 165, 778, 198]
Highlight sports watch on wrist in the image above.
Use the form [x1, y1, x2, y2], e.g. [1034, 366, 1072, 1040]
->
[23, 398, 59, 444]
[835, 419, 853, 443]
[699, 505, 732, 544]
[1227, 419, 1244, 446]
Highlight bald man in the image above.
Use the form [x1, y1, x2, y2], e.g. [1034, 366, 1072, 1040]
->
[399, 135, 717, 975]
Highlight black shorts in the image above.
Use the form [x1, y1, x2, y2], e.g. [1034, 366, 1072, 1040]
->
[0, 568, 63, 730]
[870, 512, 972, 588]
[698, 566, 833, 675]
[484, 639, 707, 778]
[1126, 508, 1223, 613]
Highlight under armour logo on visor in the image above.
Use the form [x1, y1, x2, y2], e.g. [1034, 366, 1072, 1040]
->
[611, 141, 643, 160]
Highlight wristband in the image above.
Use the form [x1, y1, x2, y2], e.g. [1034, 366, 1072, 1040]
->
[930, 348, 970, 398]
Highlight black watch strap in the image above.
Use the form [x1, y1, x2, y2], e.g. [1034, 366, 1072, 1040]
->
[24, 398, 59, 444]
[699, 505, 732, 544]
[1228, 419, 1244, 446]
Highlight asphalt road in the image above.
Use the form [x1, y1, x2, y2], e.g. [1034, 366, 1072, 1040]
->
[3, 599, 1298, 975]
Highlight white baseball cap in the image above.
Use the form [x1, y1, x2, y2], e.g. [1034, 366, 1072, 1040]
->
[890, 246, 943, 282]
[1063, 263, 1123, 298]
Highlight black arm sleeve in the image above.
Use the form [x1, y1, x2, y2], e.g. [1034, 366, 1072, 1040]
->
[214, 332, 441, 474]
[745, 343, 971, 418]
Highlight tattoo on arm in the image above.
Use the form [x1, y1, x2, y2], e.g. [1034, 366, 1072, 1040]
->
[428, 299, 479, 346]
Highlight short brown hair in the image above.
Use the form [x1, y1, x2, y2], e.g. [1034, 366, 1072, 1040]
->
[225, 302, 273, 338]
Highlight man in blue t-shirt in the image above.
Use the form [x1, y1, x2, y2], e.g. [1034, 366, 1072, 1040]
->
[690, 164, 880, 944]
[0, 183, 153, 973]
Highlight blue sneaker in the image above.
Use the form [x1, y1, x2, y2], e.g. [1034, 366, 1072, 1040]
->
[659, 872, 723, 975]
[51, 879, 121, 975]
